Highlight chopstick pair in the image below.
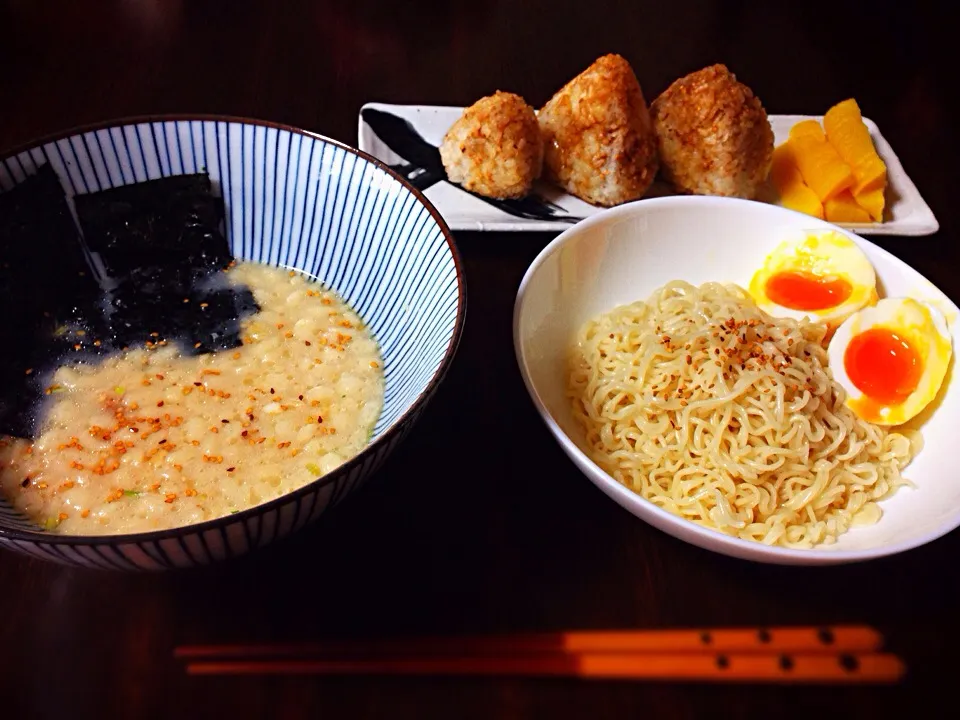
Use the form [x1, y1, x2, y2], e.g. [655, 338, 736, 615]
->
[175, 625, 905, 683]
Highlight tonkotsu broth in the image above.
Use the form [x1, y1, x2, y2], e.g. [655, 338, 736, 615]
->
[0, 262, 384, 535]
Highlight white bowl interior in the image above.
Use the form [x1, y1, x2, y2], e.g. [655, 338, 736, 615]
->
[515, 196, 960, 564]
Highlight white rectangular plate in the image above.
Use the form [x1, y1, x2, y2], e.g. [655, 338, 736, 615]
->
[358, 103, 939, 236]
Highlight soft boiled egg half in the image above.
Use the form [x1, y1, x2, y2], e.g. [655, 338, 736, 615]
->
[749, 231, 878, 330]
[828, 298, 953, 426]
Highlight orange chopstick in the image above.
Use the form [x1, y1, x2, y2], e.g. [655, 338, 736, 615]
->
[174, 625, 882, 659]
[184, 651, 904, 683]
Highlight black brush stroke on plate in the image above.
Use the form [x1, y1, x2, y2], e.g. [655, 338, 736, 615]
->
[361, 107, 583, 224]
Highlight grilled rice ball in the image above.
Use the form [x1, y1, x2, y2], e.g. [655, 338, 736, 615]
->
[537, 54, 659, 207]
[651, 64, 774, 199]
[440, 91, 543, 200]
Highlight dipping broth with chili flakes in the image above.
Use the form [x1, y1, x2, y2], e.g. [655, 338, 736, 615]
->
[0, 262, 384, 535]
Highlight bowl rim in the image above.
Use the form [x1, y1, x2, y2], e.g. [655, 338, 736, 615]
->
[0, 114, 467, 546]
[513, 194, 960, 564]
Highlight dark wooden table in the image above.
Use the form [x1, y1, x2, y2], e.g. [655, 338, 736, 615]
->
[1, 1, 958, 718]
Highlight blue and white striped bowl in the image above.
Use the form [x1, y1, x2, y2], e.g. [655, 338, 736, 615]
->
[0, 117, 466, 570]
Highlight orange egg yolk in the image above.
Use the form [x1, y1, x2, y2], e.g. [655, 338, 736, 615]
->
[843, 327, 923, 405]
[765, 270, 852, 311]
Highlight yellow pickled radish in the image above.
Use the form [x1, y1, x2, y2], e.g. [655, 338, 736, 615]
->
[788, 121, 855, 202]
[788, 119, 824, 139]
[854, 187, 885, 221]
[770, 143, 823, 218]
[824, 99, 887, 195]
[825, 190, 872, 223]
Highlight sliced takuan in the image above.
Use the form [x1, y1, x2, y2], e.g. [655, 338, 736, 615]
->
[854, 187, 885, 221]
[788, 119, 824, 140]
[770, 143, 823, 218]
[824, 190, 872, 224]
[788, 121, 855, 202]
[823, 99, 887, 195]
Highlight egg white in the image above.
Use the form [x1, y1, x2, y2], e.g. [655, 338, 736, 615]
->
[748, 231, 877, 328]
[827, 297, 953, 426]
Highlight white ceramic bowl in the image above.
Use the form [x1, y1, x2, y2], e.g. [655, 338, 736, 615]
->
[514, 196, 960, 565]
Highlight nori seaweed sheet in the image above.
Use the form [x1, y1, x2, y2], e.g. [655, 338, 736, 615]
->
[74, 173, 232, 279]
[0, 164, 101, 437]
[102, 264, 210, 348]
[184, 286, 259, 355]
[0, 165, 260, 440]
[0, 164, 100, 320]
[74, 172, 247, 350]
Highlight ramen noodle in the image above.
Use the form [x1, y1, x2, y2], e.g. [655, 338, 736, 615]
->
[568, 280, 920, 548]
